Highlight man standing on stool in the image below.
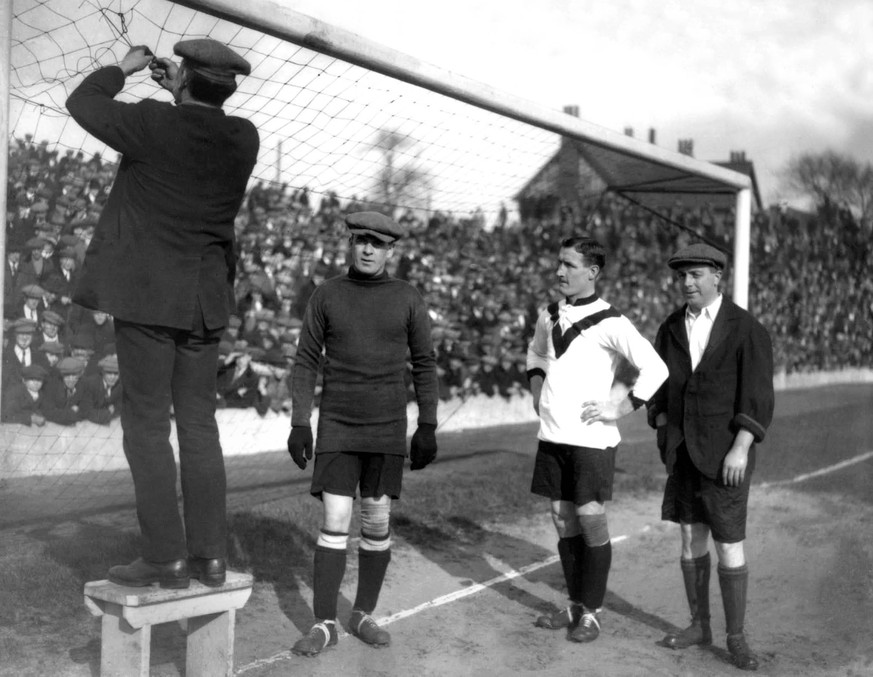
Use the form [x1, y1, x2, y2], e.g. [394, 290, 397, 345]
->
[648, 243, 774, 671]
[527, 236, 667, 643]
[66, 40, 258, 588]
[288, 212, 439, 656]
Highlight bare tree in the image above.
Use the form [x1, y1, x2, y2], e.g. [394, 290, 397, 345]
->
[368, 129, 432, 217]
[781, 150, 873, 227]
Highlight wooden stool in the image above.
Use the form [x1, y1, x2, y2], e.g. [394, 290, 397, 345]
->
[84, 571, 253, 677]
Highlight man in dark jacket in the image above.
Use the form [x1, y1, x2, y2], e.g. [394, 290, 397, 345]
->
[66, 39, 258, 589]
[648, 243, 774, 671]
[287, 212, 439, 656]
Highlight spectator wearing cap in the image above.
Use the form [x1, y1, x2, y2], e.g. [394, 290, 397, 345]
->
[79, 354, 123, 425]
[647, 242, 774, 671]
[216, 346, 269, 416]
[288, 211, 439, 656]
[43, 356, 86, 426]
[2, 318, 38, 390]
[69, 332, 101, 380]
[66, 37, 258, 589]
[37, 340, 66, 375]
[36, 309, 68, 350]
[2, 363, 48, 426]
[17, 236, 56, 291]
[17, 284, 46, 324]
[46, 246, 80, 309]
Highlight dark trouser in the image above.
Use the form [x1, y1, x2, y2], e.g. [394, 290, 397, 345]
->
[115, 315, 226, 563]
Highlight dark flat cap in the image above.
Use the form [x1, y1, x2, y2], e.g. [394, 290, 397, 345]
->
[21, 364, 48, 381]
[668, 243, 728, 270]
[98, 355, 119, 372]
[174, 39, 251, 85]
[21, 284, 44, 299]
[345, 211, 406, 243]
[38, 341, 66, 355]
[42, 310, 65, 326]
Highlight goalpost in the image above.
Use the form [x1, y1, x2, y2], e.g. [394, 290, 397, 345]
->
[1, 0, 751, 522]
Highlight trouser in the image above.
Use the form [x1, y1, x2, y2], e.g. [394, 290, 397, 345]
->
[115, 314, 226, 562]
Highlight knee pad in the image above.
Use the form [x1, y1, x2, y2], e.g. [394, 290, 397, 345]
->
[360, 497, 391, 551]
[316, 529, 349, 550]
[550, 502, 581, 539]
[577, 513, 610, 547]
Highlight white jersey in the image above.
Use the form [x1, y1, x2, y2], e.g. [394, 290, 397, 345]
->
[526, 296, 667, 449]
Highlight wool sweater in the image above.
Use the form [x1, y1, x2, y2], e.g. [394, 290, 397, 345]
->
[291, 268, 438, 455]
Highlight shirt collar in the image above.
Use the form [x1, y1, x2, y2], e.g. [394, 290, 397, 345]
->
[566, 293, 598, 307]
[686, 293, 723, 321]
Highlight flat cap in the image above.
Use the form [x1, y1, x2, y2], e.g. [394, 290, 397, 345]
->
[57, 357, 86, 375]
[667, 243, 728, 270]
[345, 211, 406, 243]
[42, 310, 65, 326]
[38, 341, 66, 355]
[174, 39, 251, 85]
[21, 364, 48, 381]
[25, 237, 46, 250]
[30, 202, 49, 214]
[14, 318, 37, 334]
[21, 284, 45, 299]
[98, 354, 119, 372]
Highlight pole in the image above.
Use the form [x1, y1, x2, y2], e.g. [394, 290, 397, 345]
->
[733, 188, 751, 309]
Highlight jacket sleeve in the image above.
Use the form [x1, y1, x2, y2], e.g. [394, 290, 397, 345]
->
[733, 317, 775, 442]
[66, 66, 152, 159]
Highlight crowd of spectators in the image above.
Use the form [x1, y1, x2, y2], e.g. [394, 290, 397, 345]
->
[4, 134, 871, 425]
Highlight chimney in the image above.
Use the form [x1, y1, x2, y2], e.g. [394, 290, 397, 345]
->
[563, 105, 579, 118]
[678, 139, 694, 156]
[648, 128, 657, 144]
[729, 150, 747, 163]
[624, 127, 634, 138]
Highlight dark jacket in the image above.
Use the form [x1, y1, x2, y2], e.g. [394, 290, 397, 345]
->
[648, 298, 775, 479]
[66, 66, 259, 330]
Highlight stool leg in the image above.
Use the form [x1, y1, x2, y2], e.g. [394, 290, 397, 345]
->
[100, 608, 150, 677]
[186, 609, 235, 677]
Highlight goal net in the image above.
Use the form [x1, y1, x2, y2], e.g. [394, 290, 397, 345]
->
[3, 0, 748, 526]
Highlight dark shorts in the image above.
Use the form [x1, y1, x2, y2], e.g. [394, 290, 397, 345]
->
[311, 452, 405, 500]
[530, 440, 617, 505]
[661, 444, 751, 543]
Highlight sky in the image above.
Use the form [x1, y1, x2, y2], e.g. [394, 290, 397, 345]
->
[287, 0, 873, 206]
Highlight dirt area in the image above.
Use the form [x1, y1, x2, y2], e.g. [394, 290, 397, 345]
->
[221, 484, 872, 677]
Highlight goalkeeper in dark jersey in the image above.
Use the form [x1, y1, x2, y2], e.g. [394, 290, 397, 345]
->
[287, 211, 439, 656]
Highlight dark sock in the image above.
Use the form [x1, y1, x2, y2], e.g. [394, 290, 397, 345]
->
[579, 540, 612, 611]
[681, 552, 711, 624]
[353, 547, 391, 614]
[718, 563, 749, 636]
[313, 545, 347, 621]
[558, 536, 584, 602]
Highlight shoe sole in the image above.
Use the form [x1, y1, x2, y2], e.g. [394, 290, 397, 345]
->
[108, 574, 190, 589]
[193, 574, 226, 587]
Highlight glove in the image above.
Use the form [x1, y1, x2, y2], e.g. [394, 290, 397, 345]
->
[287, 426, 313, 470]
[410, 423, 437, 471]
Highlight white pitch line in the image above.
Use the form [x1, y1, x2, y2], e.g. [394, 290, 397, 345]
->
[235, 450, 873, 673]
[234, 534, 629, 674]
[758, 450, 873, 489]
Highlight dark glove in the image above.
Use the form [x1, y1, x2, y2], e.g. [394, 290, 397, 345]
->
[410, 423, 437, 471]
[656, 426, 667, 464]
[288, 426, 313, 470]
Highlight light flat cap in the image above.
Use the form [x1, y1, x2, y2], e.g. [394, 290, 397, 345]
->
[174, 39, 251, 85]
[57, 357, 86, 375]
[98, 354, 119, 372]
[668, 243, 728, 270]
[345, 211, 406, 243]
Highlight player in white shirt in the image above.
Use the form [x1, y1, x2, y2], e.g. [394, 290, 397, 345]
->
[527, 236, 667, 643]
